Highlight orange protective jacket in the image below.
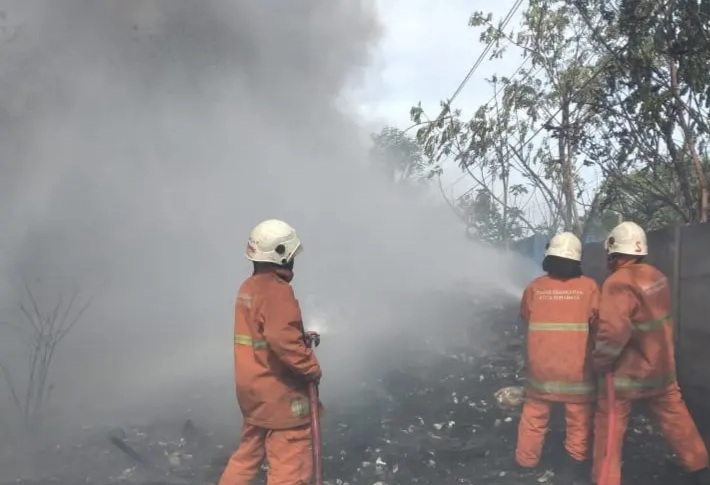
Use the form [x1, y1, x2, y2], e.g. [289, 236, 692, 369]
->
[520, 274, 599, 403]
[593, 261, 677, 399]
[233, 267, 322, 430]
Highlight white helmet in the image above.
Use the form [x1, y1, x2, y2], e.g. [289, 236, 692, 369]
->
[605, 221, 647, 256]
[245, 219, 303, 265]
[545, 232, 582, 262]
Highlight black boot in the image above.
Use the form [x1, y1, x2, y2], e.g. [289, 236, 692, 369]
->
[691, 467, 710, 485]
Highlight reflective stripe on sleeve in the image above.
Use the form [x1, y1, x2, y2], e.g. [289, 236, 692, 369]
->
[234, 334, 267, 349]
[236, 293, 253, 308]
[633, 314, 670, 332]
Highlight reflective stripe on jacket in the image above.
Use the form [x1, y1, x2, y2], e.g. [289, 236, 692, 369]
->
[521, 274, 599, 403]
[233, 267, 322, 430]
[593, 261, 677, 399]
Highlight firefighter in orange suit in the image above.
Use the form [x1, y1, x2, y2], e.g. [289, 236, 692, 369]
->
[516, 232, 599, 483]
[218, 219, 322, 485]
[592, 221, 710, 485]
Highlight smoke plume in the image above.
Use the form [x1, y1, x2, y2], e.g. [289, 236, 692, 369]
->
[0, 0, 536, 444]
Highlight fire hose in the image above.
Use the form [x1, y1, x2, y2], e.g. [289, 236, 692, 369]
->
[304, 331, 323, 485]
[598, 372, 616, 485]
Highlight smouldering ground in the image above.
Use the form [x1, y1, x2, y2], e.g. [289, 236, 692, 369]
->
[0, 304, 699, 485]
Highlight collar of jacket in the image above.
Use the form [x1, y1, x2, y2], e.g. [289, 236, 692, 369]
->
[610, 256, 640, 273]
[253, 265, 294, 283]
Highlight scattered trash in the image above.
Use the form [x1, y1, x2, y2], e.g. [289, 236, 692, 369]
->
[494, 386, 525, 410]
[536, 469, 554, 482]
[0, 302, 689, 484]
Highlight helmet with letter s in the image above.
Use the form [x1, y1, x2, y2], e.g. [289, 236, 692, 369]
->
[605, 221, 648, 256]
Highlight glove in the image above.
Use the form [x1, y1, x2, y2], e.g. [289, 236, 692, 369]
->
[304, 331, 320, 348]
[310, 369, 322, 384]
[303, 365, 322, 384]
[592, 353, 614, 374]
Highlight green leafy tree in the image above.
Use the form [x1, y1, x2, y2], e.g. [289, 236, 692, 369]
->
[459, 189, 527, 245]
[370, 126, 428, 185]
[411, 0, 606, 239]
[593, 157, 710, 232]
[570, 0, 710, 223]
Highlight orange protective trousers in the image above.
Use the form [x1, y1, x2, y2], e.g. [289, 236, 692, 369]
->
[592, 384, 709, 485]
[218, 422, 312, 485]
[516, 397, 593, 467]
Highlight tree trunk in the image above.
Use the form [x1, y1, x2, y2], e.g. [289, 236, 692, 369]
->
[669, 57, 709, 223]
[690, 144, 709, 223]
[559, 100, 581, 235]
[501, 163, 510, 248]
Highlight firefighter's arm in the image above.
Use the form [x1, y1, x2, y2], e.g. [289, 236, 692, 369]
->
[520, 286, 531, 323]
[262, 283, 322, 382]
[592, 280, 637, 372]
[588, 282, 600, 337]
[517, 286, 531, 336]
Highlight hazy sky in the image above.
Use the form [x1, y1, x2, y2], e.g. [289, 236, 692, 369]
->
[356, 0, 521, 127]
[353, 0, 524, 193]
[353, 0, 601, 214]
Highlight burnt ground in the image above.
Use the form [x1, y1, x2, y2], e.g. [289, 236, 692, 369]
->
[1, 304, 703, 485]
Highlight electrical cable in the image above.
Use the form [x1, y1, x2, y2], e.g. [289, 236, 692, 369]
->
[424, 0, 525, 135]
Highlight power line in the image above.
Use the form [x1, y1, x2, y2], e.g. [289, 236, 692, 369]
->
[441, 58, 543, 193]
[451, 49, 620, 202]
[403, 57, 540, 136]
[441, 60, 542, 194]
[402, 0, 531, 138]
[449, 0, 525, 104]
[435, 3, 654, 229]
[505, 44, 631, 155]
[434, 1, 617, 201]
[428, 0, 525, 127]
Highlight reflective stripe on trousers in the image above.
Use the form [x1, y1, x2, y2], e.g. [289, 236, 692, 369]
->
[592, 383, 709, 485]
[527, 379, 594, 395]
[234, 334, 267, 349]
[608, 373, 677, 393]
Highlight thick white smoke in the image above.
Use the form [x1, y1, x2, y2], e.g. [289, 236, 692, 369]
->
[0, 0, 536, 447]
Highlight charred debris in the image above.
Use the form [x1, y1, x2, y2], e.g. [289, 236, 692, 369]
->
[1, 302, 689, 485]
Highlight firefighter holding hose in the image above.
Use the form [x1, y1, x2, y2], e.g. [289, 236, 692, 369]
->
[219, 219, 322, 485]
[592, 221, 710, 485]
[516, 232, 599, 484]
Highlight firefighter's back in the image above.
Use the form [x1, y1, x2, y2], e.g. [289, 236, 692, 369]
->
[233, 272, 311, 429]
[605, 262, 676, 398]
[522, 274, 599, 402]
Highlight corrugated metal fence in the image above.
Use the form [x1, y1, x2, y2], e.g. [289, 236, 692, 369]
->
[514, 224, 710, 427]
